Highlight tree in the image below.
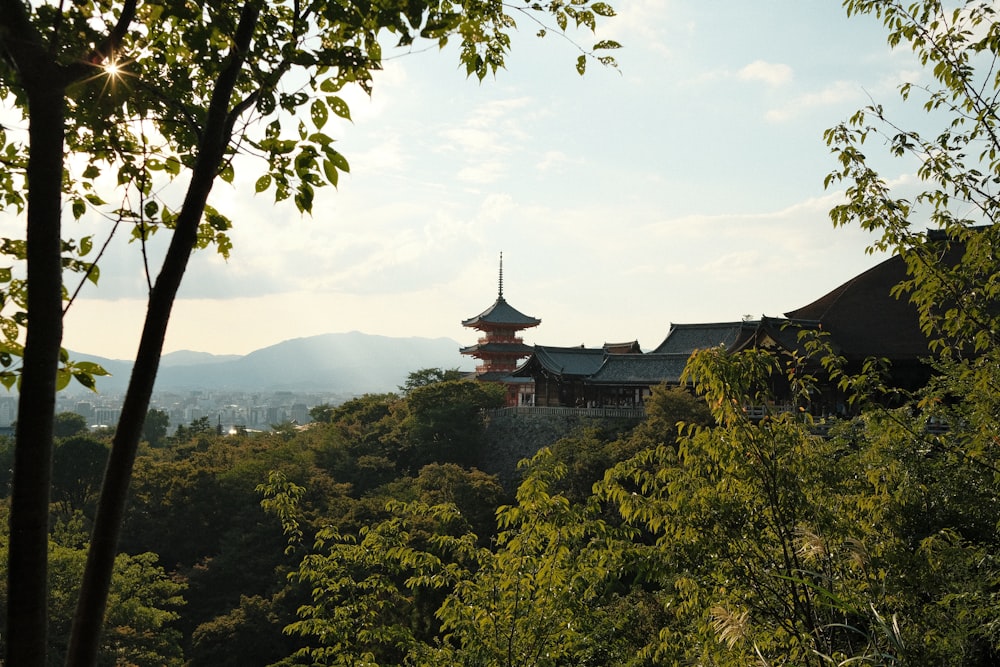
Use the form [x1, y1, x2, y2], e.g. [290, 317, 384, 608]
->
[399, 367, 464, 394]
[266, 452, 639, 666]
[53, 412, 89, 440]
[308, 403, 335, 424]
[0, 510, 187, 667]
[51, 436, 110, 523]
[141, 409, 170, 448]
[0, 2, 620, 664]
[399, 379, 506, 470]
[826, 0, 1000, 355]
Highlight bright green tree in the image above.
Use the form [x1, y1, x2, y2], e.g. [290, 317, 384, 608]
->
[265, 450, 642, 666]
[0, 511, 187, 666]
[0, 2, 618, 663]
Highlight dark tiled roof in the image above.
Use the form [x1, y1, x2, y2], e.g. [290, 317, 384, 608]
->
[476, 370, 533, 383]
[462, 297, 541, 328]
[604, 341, 642, 354]
[514, 345, 606, 378]
[784, 253, 930, 360]
[651, 321, 757, 355]
[459, 342, 535, 356]
[588, 353, 691, 385]
[730, 317, 824, 357]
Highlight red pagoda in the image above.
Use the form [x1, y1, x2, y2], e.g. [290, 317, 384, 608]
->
[461, 254, 540, 404]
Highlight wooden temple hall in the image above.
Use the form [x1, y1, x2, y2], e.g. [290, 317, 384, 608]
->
[461, 250, 938, 410]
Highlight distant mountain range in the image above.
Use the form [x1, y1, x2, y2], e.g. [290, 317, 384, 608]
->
[72, 332, 470, 394]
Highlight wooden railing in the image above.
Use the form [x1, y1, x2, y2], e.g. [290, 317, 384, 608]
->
[483, 406, 647, 419]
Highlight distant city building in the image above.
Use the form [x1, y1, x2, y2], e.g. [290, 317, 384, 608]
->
[93, 406, 122, 428]
[290, 402, 311, 424]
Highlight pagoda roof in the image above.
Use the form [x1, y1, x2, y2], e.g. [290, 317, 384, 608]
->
[462, 296, 541, 329]
[513, 345, 605, 379]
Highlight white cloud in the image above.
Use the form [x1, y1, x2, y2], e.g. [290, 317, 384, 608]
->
[536, 150, 570, 173]
[610, 0, 685, 58]
[764, 80, 861, 122]
[739, 60, 793, 87]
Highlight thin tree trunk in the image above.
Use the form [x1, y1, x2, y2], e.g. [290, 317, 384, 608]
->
[65, 6, 262, 663]
[7, 79, 67, 666]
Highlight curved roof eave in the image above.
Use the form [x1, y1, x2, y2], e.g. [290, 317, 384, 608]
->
[462, 296, 541, 328]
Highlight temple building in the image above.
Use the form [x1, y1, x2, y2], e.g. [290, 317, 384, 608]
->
[460, 254, 540, 406]
[512, 246, 943, 413]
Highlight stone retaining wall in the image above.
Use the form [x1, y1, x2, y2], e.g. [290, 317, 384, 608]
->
[477, 407, 644, 490]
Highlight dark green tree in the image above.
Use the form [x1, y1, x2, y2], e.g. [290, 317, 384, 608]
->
[141, 409, 170, 448]
[399, 367, 465, 394]
[399, 380, 506, 470]
[51, 436, 109, 523]
[308, 404, 335, 424]
[53, 413, 89, 439]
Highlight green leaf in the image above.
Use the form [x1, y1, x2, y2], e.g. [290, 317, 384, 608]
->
[319, 75, 345, 93]
[79, 236, 93, 256]
[328, 150, 350, 173]
[73, 372, 97, 391]
[327, 96, 352, 121]
[576, 55, 586, 76]
[255, 174, 272, 193]
[322, 159, 339, 187]
[294, 184, 314, 213]
[311, 99, 328, 130]
[71, 198, 86, 220]
[593, 39, 621, 50]
[164, 156, 181, 176]
[55, 368, 71, 392]
[591, 2, 615, 17]
[0, 373, 16, 390]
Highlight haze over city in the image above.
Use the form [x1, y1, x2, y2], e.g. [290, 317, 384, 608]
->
[51, 1, 920, 360]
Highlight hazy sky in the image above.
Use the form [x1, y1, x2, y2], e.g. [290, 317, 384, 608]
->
[54, 1, 926, 361]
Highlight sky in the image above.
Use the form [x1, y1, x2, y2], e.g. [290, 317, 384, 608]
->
[50, 1, 932, 362]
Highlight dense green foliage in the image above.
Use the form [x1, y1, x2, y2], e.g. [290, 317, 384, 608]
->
[7, 1, 1000, 665]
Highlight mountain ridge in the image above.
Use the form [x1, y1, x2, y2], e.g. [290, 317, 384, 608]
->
[72, 331, 469, 394]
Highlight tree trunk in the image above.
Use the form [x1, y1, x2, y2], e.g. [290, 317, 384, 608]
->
[7, 79, 67, 666]
[65, 6, 263, 663]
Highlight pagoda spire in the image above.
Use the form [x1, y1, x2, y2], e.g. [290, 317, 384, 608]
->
[498, 251, 504, 299]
